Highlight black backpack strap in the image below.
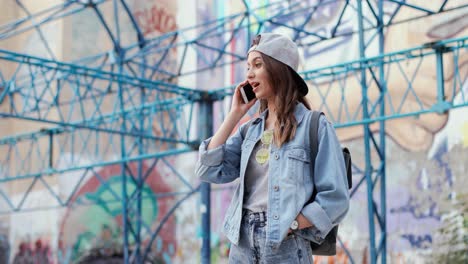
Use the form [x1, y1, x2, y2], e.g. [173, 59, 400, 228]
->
[309, 111, 322, 167]
[309, 111, 324, 200]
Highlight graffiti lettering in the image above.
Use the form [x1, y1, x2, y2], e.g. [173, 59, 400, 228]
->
[391, 196, 440, 221]
[401, 234, 432, 249]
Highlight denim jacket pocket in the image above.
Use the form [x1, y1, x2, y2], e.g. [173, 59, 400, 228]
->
[280, 148, 309, 214]
[286, 148, 311, 184]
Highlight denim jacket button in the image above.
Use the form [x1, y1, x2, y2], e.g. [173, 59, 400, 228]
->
[273, 215, 279, 220]
[274, 154, 279, 160]
[273, 185, 279, 191]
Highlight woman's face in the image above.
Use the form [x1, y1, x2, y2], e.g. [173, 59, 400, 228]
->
[246, 51, 274, 100]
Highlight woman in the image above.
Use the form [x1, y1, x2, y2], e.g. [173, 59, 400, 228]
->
[195, 33, 350, 263]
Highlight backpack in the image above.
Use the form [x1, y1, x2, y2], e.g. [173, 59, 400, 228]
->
[308, 111, 352, 256]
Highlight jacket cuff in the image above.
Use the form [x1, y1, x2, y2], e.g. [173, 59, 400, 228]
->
[199, 138, 225, 166]
[301, 202, 334, 240]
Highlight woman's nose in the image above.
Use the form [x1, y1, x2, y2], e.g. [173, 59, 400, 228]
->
[246, 68, 254, 79]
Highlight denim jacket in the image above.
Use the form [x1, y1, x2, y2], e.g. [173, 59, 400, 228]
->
[195, 103, 350, 249]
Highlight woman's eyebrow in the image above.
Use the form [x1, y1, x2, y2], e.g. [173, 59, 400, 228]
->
[247, 56, 262, 64]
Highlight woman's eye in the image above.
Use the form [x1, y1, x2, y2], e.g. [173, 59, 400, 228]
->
[255, 63, 262, 68]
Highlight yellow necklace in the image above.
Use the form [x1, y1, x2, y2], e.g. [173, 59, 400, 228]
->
[255, 130, 273, 164]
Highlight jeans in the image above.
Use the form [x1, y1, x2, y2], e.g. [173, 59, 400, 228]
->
[229, 210, 314, 264]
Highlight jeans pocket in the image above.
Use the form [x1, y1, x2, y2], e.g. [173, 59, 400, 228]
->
[294, 235, 314, 264]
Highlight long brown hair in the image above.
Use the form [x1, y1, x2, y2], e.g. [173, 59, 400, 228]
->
[256, 53, 311, 146]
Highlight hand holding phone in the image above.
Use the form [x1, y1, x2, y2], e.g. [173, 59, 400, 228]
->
[240, 83, 256, 104]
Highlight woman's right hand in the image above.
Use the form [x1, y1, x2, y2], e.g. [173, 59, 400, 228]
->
[206, 81, 257, 150]
[230, 80, 257, 119]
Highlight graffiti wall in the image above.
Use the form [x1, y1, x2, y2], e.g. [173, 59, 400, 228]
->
[0, 0, 466, 264]
[301, 2, 468, 263]
[1, 0, 187, 263]
[58, 159, 179, 263]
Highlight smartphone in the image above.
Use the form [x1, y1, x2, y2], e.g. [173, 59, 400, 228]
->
[240, 83, 256, 104]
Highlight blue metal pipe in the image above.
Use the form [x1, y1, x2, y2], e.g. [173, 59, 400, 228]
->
[198, 99, 213, 264]
[114, 44, 132, 262]
[435, 45, 449, 113]
[15, 0, 57, 60]
[118, 0, 145, 48]
[0, 189, 197, 216]
[134, 53, 147, 263]
[0, 112, 192, 144]
[0, 146, 192, 183]
[0, 50, 197, 94]
[377, 1, 387, 263]
[0, 2, 82, 40]
[357, 1, 377, 263]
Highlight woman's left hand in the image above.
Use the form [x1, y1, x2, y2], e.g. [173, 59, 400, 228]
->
[289, 213, 313, 233]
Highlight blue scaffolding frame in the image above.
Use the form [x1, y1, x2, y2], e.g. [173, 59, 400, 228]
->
[0, 1, 467, 263]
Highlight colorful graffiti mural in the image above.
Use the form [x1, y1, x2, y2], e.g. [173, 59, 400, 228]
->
[59, 161, 178, 263]
[3, 158, 181, 263]
[298, 3, 468, 262]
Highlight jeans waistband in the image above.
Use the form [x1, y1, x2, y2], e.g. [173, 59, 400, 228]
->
[243, 209, 267, 223]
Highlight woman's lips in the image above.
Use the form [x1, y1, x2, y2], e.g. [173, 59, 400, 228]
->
[251, 82, 260, 92]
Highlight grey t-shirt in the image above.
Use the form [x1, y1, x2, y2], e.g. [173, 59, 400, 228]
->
[243, 133, 271, 212]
